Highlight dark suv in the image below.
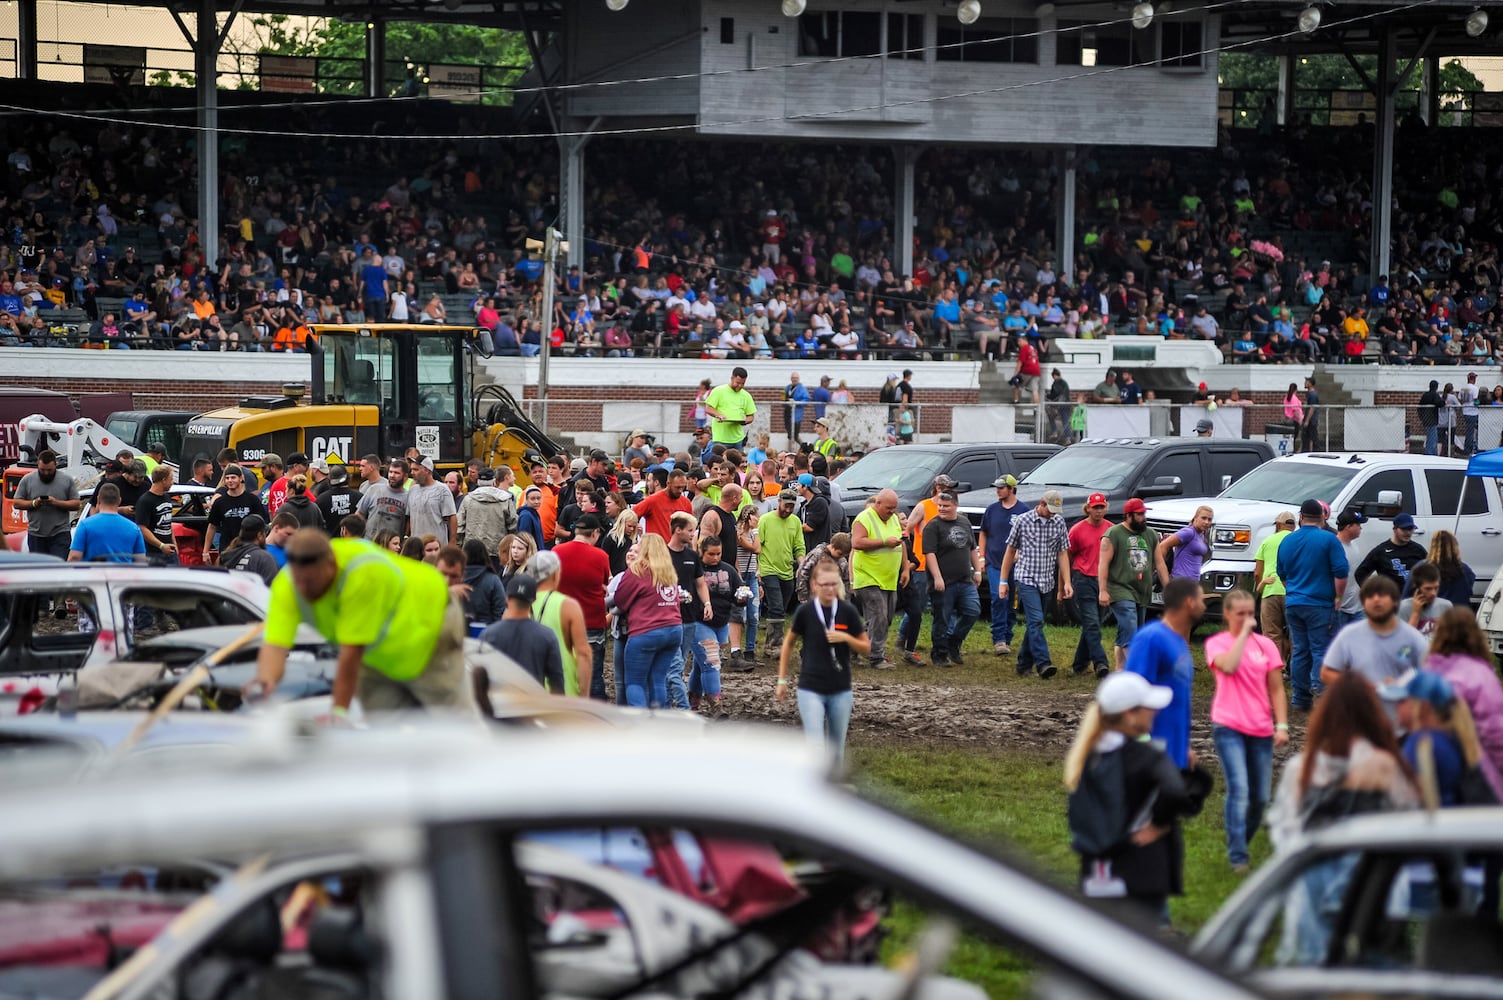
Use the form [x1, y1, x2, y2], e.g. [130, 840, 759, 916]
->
[833, 442, 1060, 526]
[957, 438, 1275, 529]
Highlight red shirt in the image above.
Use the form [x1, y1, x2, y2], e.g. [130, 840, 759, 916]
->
[1018, 341, 1041, 377]
[613, 568, 683, 636]
[553, 539, 610, 629]
[1068, 518, 1113, 577]
[633, 490, 692, 541]
[266, 476, 289, 516]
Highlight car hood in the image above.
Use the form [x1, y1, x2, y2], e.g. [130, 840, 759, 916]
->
[1146, 497, 1286, 527]
[958, 483, 1095, 513]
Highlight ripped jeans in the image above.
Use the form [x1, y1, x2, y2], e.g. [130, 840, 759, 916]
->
[689, 622, 728, 699]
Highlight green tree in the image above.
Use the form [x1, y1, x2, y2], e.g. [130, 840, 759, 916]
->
[230, 15, 530, 104]
[1219, 53, 1486, 126]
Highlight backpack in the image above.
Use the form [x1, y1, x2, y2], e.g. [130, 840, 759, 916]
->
[1068, 750, 1128, 857]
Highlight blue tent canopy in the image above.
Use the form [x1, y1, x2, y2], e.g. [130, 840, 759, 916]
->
[1467, 448, 1503, 478]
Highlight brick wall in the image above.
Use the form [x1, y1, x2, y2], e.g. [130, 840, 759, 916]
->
[21, 377, 291, 412]
[519, 384, 979, 435]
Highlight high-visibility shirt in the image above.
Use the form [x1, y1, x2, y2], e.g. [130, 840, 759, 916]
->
[758, 510, 805, 580]
[534, 588, 578, 696]
[851, 507, 903, 591]
[909, 497, 938, 564]
[814, 437, 839, 458]
[264, 538, 449, 681]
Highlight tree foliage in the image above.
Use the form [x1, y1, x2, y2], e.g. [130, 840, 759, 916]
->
[1219, 52, 1485, 94]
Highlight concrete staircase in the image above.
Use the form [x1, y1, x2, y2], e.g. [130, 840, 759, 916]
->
[979, 360, 1036, 439]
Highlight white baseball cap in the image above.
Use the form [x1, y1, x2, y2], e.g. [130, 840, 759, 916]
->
[1096, 672, 1174, 714]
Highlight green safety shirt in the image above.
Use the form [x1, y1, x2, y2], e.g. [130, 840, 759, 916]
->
[265, 538, 450, 681]
[851, 507, 903, 591]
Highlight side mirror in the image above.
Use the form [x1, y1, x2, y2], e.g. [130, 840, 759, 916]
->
[1220, 474, 1233, 491]
[1135, 476, 1184, 499]
[956, 482, 972, 493]
[1377, 490, 1402, 506]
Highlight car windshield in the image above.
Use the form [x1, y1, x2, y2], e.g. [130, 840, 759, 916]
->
[1020, 448, 1140, 492]
[1217, 462, 1359, 504]
[837, 448, 947, 494]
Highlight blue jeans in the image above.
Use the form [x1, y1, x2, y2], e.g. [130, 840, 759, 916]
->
[933, 581, 980, 659]
[689, 622, 728, 699]
[624, 624, 682, 708]
[1331, 609, 1363, 638]
[733, 574, 759, 651]
[1110, 599, 1144, 649]
[1070, 572, 1108, 673]
[898, 569, 928, 652]
[1286, 603, 1334, 708]
[796, 687, 853, 765]
[986, 565, 1016, 645]
[668, 623, 694, 709]
[613, 633, 627, 705]
[1213, 724, 1274, 866]
[587, 628, 607, 701]
[1467, 414, 1479, 454]
[1015, 583, 1054, 675]
[1425, 425, 1438, 455]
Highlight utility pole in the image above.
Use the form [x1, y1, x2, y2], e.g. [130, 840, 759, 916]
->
[528, 227, 567, 434]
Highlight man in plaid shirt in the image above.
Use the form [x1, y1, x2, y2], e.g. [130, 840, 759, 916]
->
[999, 489, 1072, 679]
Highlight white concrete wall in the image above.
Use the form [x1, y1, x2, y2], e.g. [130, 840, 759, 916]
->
[0, 348, 309, 382]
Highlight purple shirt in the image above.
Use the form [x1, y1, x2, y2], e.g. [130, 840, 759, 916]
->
[1171, 525, 1210, 580]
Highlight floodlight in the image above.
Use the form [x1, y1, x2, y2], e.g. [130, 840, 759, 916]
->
[958, 0, 982, 24]
[1466, 8, 1488, 37]
[1131, 2, 1154, 29]
[782, 0, 806, 17]
[606, 0, 629, 10]
[1297, 5, 1321, 34]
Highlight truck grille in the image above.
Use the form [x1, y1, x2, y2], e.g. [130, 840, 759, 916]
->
[1147, 519, 1186, 538]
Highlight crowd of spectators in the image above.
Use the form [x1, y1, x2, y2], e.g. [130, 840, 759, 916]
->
[1, 105, 1502, 366]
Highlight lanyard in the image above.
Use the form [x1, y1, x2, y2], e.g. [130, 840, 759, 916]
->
[817, 599, 843, 672]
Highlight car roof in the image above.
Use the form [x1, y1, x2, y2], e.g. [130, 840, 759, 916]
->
[1067, 438, 1270, 451]
[857, 442, 1058, 455]
[1263, 451, 1470, 468]
[1296, 805, 1503, 851]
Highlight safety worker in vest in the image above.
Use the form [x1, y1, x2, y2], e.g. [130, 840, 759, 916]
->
[248, 528, 472, 714]
[812, 417, 840, 460]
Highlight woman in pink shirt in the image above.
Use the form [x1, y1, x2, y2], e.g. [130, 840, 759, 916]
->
[1205, 590, 1290, 871]
[612, 533, 685, 709]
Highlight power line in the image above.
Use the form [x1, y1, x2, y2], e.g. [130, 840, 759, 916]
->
[0, 0, 1442, 142]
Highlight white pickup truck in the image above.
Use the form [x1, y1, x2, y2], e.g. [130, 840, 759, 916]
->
[1146, 453, 1503, 615]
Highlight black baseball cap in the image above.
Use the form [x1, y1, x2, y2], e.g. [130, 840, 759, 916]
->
[574, 513, 604, 534]
[1299, 498, 1325, 520]
[286, 452, 309, 467]
[1336, 510, 1366, 528]
[505, 573, 538, 603]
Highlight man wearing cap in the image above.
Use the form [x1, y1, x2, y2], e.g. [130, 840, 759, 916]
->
[690, 426, 715, 466]
[798, 473, 831, 549]
[357, 458, 410, 541]
[307, 458, 332, 500]
[458, 467, 518, 556]
[1253, 512, 1297, 664]
[554, 512, 612, 701]
[851, 488, 906, 670]
[922, 491, 983, 667]
[705, 367, 757, 452]
[811, 417, 840, 460]
[978, 475, 1023, 656]
[1320, 574, 1428, 692]
[252, 529, 471, 713]
[317, 463, 363, 535]
[1193, 418, 1213, 438]
[1125, 577, 1205, 769]
[218, 514, 279, 585]
[257, 454, 284, 506]
[758, 489, 806, 659]
[623, 430, 653, 467]
[406, 456, 457, 544]
[140, 441, 169, 475]
[1068, 494, 1113, 678]
[1334, 510, 1367, 634]
[204, 465, 268, 563]
[1000, 490, 1073, 679]
[479, 574, 566, 692]
[115, 460, 149, 520]
[1098, 498, 1159, 671]
[1353, 512, 1427, 592]
[1276, 498, 1351, 711]
[267, 452, 308, 517]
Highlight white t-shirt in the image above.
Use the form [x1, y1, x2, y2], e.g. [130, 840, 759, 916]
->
[389, 291, 409, 321]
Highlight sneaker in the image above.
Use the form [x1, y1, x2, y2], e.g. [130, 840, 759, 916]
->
[1095, 665, 1111, 679]
[1038, 664, 1058, 679]
[902, 650, 926, 666]
[993, 642, 1011, 656]
[869, 659, 896, 670]
[949, 648, 965, 666]
[1072, 664, 1092, 677]
[932, 654, 950, 668]
[1231, 863, 1250, 875]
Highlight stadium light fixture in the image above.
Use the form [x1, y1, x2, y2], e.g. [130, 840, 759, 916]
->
[605, 0, 629, 10]
[781, 0, 806, 17]
[1034, 2, 1056, 15]
[1131, 2, 1154, 30]
[442, 0, 462, 10]
[957, 0, 982, 24]
[1297, 5, 1321, 34]
[1466, 9, 1489, 37]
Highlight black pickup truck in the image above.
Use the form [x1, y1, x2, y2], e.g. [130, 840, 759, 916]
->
[957, 438, 1275, 529]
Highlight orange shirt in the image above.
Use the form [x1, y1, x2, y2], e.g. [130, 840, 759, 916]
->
[909, 497, 939, 563]
[193, 298, 216, 320]
[539, 483, 560, 545]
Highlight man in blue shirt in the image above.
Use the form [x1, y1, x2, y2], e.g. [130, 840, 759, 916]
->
[1276, 498, 1350, 710]
[358, 255, 389, 321]
[1124, 576, 1204, 768]
[977, 475, 1022, 655]
[69, 483, 146, 564]
[811, 375, 832, 420]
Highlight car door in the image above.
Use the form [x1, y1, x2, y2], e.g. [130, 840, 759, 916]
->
[947, 452, 1000, 494]
[1207, 447, 1268, 494]
[110, 580, 264, 648]
[0, 581, 107, 675]
[1141, 449, 1204, 499]
[1419, 467, 1498, 601]
[1003, 448, 1059, 481]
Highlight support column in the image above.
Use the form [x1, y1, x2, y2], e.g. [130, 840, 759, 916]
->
[1420, 54, 1440, 126]
[365, 18, 385, 98]
[1276, 54, 1295, 126]
[893, 145, 917, 277]
[16, 0, 37, 80]
[1369, 31, 1395, 284]
[559, 134, 585, 271]
[1055, 147, 1076, 286]
[195, 0, 218, 269]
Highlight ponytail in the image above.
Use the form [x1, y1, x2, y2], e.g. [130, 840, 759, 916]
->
[1445, 697, 1485, 771]
[1064, 703, 1106, 791]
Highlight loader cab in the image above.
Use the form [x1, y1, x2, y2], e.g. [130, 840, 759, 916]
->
[311, 324, 472, 466]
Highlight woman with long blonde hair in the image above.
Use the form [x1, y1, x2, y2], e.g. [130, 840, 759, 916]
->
[613, 533, 684, 708]
[1156, 505, 1213, 583]
[601, 509, 639, 577]
[497, 532, 537, 582]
